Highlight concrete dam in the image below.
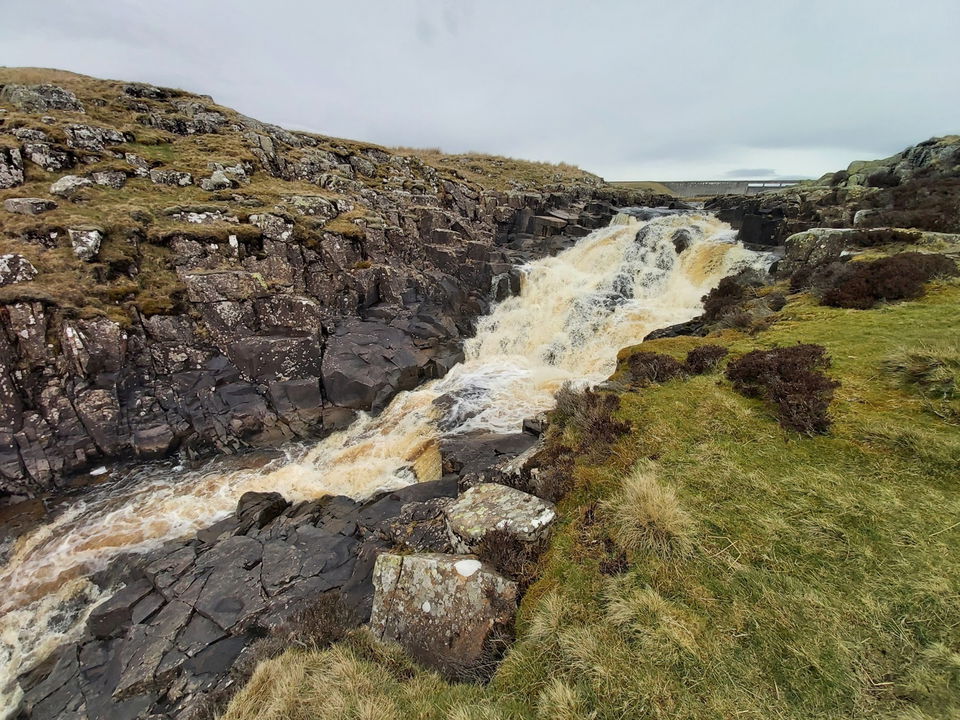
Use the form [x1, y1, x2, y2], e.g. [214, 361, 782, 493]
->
[615, 179, 803, 198]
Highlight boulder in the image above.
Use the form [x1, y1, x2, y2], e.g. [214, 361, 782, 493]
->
[444, 483, 556, 553]
[200, 169, 233, 191]
[777, 228, 854, 277]
[50, 174, 93, 197]
[0, 146, 24, 188]
[235, 491, 290, 530]
[22, 142, 73, 172]
[64, 123, 126, 151]
[0, 83, 84, 112]
[322, 319, 424, 411]
[91, 170, 127, 189]
[149, 169, 193, 186]
[370, 553, 518, 677]
[3, 197, 56, 215]
[0, 254, 39, 285]
[68, 228, 103, 261]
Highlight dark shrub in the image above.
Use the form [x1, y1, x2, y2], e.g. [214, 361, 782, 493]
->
[476, 529, 541, 589]
[627, 351, 685, 385]
[552, 384, 631, 452]
[726, 344, 840, 434]
[530, 442, 575, 502]
[684, 344, 729, 374]
[822, 253, 958, 309]
[766, 292, 787, 311]
[701, 276, 746, 322]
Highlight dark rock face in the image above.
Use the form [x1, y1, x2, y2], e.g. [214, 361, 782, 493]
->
[15, 478, 461, 719]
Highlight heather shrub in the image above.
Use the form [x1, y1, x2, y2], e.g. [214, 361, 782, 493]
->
[552, 383, 631, 451]
[476, 529, 541, 588]
[684, 344, 729, 374]
[626, 351, 685, 385]
[766, 292, 787, 311]
[821, 253, 957, 309]
[701, 276, 746, 322]
[725, 344, 840, 434]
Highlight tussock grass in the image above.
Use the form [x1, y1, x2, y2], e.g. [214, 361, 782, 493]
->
[602, 462, 694, 558]
[885, 340, 960, 421]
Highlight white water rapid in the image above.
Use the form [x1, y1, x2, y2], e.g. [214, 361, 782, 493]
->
[0, 212, 773, 713]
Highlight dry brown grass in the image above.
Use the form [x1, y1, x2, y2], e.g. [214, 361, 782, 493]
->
[601, 462, 694, 558]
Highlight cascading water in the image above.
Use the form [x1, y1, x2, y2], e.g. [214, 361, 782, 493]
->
[0, 212, 774, 713]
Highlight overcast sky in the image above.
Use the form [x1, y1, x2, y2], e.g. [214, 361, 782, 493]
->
[2, 0, 958, 180]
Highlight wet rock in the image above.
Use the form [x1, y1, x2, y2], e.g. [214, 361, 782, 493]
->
[50, 174, 92, 197]
[149, 168, 193, 186]
[0, 83, 84, 112]
[3, 197, 56, 215]
[88, 579, 155, 639]
[68, 228, 103, 261]
[235, 491, 289, 531]
[370, 553, 518, 678]
[444, 483, 556, 553]
[321, 319, 423, 410]
[0, 146, 24, 188]
[0, 253, 39, 285]
[671, 228, 693, 253]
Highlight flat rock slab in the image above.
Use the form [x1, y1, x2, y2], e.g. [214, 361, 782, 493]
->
[3, 197, 57, 215]
[445, 482, 556, 552]
[370, 553, 517, 677]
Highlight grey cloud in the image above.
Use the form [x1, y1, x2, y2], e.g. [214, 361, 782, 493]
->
[1, 0, 957, 180]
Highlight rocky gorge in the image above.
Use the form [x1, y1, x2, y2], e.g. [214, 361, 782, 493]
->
[2, 67, 959, 720]
[0, 69, 660, 503]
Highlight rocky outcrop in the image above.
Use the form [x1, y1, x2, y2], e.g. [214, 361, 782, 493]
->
[0, 146, 24, 189]
[3, 198, 56, 215]
[705, 136, 960, 246]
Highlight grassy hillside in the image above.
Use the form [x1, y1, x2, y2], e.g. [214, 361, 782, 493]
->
[222, 276, 960, 719]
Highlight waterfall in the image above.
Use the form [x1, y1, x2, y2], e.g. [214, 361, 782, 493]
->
[0, 212, 773, 712]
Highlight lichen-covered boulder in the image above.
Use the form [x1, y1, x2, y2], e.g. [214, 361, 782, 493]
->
[200, 169, 233, 191]
[68, 228, 103, 261]
[64, 123, 125, 151]
[370, 553, 517, 677]
[777, 228, 854, 276]
[444, 483, 556, 552]
[0, 146, 24, 188]
[50, 174, 92, 197]
[0, 254, 38, 285]
[149, 168, 193, 186]
[0, 83, 84, 112]
[3, 197, 56, 215]
[22, 141, 74, 171]
[91, 170, 127, 189]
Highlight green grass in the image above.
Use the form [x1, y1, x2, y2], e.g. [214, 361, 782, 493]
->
[223, 281, 960, 720]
